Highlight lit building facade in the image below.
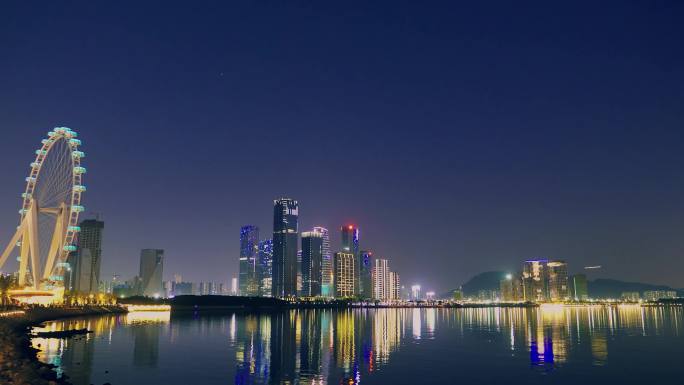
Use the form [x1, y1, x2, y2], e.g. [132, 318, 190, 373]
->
[198, 281, 224, 295]
[500, 274, 525, 301]
[621, 291, 640, 301]
[522, 259, 549, 302]
[389, 271, 400, 301]
[372, 258, 390, 301]
[547, 260, 569, 301]
[340, 225, 360, 295]
[643, 290, 677, 301]
[301, 231, 323, 297]
[360, 250, 373, 299]
[334, 252, 355, 298]
[411, 285, 421, 300]
[272, 198, 298, 298]
[239, 225, 260, 296]
[313, 227, 332, 297]
[258, 239, 273, 296]
[139, 249, 164, 297]
[69, 219, 104, 294]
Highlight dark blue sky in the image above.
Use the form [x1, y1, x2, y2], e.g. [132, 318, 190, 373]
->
[1, 1, 683, 291]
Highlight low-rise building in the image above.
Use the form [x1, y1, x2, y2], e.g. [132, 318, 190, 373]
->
[621, 292, 640, 301]
[643, 290, 677, 301]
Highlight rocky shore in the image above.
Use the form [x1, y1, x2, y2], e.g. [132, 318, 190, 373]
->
[0, 306, 126, 385]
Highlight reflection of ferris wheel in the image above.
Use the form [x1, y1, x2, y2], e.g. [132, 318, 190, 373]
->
[0, 127, 85, 289]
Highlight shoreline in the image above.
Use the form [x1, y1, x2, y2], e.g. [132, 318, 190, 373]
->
[0, 306, 126, 385]
[3, 300, 680, 384]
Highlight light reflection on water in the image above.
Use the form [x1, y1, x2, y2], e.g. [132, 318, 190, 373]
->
[32, 305, 684, 384]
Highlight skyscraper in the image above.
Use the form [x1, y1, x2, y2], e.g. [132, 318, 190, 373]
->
[272, 198, 298, 298]
[334, 252, 355, 298]
[522, 259, 549, 302]
[297, 249, 303, 295]
[389, 271, 400, 301]
[372, 258, 391, 301]
[341, 225, 360, 294]
[239, 225, 260, 296]
[313, 227, 332, 297]
[301, 231, 323, 297]
[411, 285, 421, 300]
[360, 250, 373, 299]
[69, 219, 104, 294]
[139, 249, 164, 297]
[547, 260, 569, 301]
[258, 239, 273, 296]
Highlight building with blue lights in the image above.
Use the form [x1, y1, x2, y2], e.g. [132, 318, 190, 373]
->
[258, 238, 273, 296]
[239, 225, 260, 296]
[360, 250, 373, 299]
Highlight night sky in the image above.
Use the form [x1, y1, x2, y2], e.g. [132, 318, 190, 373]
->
[1, 1, 683, 292]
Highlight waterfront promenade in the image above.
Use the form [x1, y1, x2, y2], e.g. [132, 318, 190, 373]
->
[0, 306, 125, 385]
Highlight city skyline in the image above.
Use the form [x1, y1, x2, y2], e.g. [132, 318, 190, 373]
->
[2, 3, 684, 385]
[2, 2, 684, 292]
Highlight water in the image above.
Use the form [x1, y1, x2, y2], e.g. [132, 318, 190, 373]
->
[32, 305, 684, 384]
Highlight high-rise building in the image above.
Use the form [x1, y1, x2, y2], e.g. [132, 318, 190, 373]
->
[313, 227, 332, 297]
[360, 250, 373, 299]
[500, 274, 524, 301]
[139, 249, 164, 297]
[372, 258, 390, 301]
[411, 285, 421, 300]
[341, 225, 360, 294]
[334, 252, 355, 298]
[297, 249, 303, 295]
[69, 219, 104, 294]
[272, 198, 298, 298]
[522, 259, 549, 302]
[301, 231, 323, 297]
[547, 260, 569, 301]
[231, 277, 238, 295]
[258, 239, 273, 296]
[571, 274, 588, 301]
[388, 271, 400, 301]
[239, 225, 260, 296]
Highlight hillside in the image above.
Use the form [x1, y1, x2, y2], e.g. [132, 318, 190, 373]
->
[443, 272, 683, 299]
[440, 271, 506, 298]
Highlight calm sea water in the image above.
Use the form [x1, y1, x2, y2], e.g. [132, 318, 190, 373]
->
[32, 306, 684, 384]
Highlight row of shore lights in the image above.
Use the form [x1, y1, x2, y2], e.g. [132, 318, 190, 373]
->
[19, 127, 86, 254]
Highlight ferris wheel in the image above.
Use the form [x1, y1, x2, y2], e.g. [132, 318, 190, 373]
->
[0, 127, 85, 290]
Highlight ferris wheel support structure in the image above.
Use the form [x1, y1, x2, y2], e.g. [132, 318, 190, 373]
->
[0, 127, 85, 290]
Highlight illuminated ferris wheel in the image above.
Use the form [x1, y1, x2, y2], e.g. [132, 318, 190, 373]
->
[0, 127, 85, 290]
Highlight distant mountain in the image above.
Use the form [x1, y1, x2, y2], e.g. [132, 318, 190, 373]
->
[587, 279, 683, 298]
[441, 271, 506, 298]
